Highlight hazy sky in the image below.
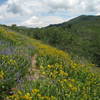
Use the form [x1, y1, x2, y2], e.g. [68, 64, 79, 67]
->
[0, 0, 100, 27]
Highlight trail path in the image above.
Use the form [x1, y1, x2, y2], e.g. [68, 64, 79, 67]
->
[27, 55, 40, 81]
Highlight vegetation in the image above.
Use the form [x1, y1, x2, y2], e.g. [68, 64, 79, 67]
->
[6, 15, 100, 66]
[0, 15, 100, 100]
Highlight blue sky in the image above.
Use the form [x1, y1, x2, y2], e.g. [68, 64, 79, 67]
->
[0, 0, 100, 27]
[0, 0, 6, 4]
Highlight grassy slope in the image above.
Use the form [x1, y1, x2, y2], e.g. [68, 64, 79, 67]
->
[0, 26, 72, 64]
[0, 26, 100, 100]
[5, 15, 100, 67]
[0, 26, 99, 76]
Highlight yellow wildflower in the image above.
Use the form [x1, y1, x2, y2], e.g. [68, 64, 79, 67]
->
[32, 89, 40, 94]
[17, 90, 22, 95]
[71, 87, 77, 92]
[48, 65, 52, 69]
[59, 70, 68, 76]
[68, 84, 73, 88]
[21, 93, 32, 100]
[0, 70, 5, 79]
[37, 93, 42, 97]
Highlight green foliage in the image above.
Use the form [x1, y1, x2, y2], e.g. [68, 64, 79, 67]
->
[7, 57, 100, 100]
[0, 27, 32, 99]
[7, 15, 100, 66]
[0, 16, 100, 100]
[0, 55, 31, 99]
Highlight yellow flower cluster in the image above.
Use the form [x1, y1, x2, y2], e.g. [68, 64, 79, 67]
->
[70, 61, 79, 69]
[32, 89, 40, 94]
[1, 55, 16, 65]
[7, 59, 16, 65]
[7, 89, 57, 100]
[47, 64, 63, 69]
[59, 70, 68, 76]
[31, 89, 56, 100]
[21, 93, 32, 100]
[31, 39, 71, 63]
[0, 70, 5, 79]
[36, 94, 56, 100]
[42, 64, 69, 79]
[58, 78, 77, 92]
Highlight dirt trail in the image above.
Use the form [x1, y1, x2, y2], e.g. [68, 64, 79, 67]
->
[27, 55, 40, 81]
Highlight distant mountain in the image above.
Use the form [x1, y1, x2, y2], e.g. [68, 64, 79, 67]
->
[47, 15, 100, 27]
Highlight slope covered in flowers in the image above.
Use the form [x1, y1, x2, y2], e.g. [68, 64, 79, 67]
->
[0, 27, 100, 100]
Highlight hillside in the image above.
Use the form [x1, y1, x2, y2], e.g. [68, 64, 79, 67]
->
[0, 25, 100, 100]
[6, 15, 100, 66]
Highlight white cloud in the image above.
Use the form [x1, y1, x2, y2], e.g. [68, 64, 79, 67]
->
[43, 0, 80, 10]
[22, 16, 66, 27]
[0, 16, 3, 20]
[0, 0, 100, 27]
[22, 16, 44, 27]
[96, 13, 100, 16]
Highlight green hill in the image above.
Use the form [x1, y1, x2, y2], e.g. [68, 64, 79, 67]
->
[6, 15, 100, 66]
